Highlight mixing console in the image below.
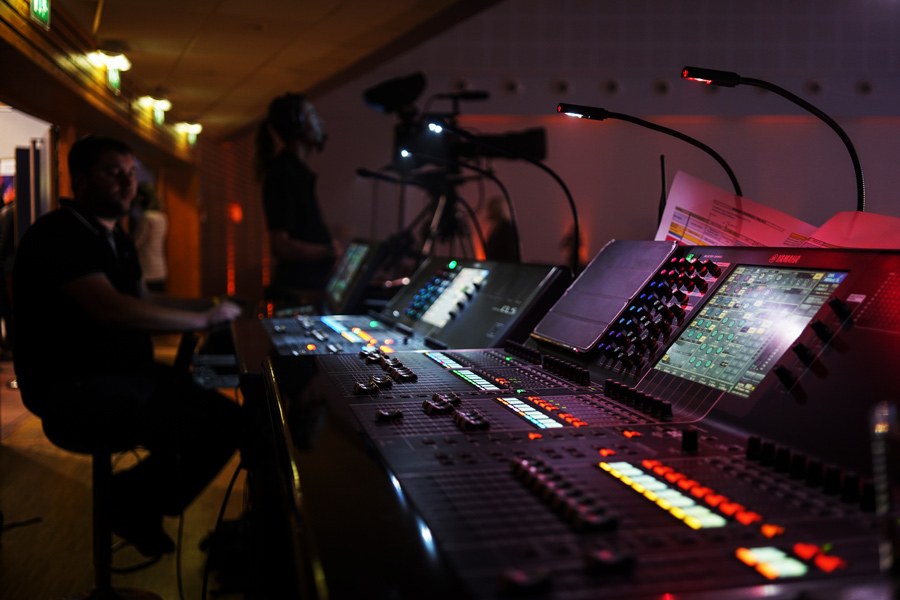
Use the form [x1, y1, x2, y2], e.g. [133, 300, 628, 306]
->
[259, 240, 900, 599]
[260, 257, 570, 356]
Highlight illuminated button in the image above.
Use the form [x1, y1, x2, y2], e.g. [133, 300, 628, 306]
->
[676, 479, 699, 491]
[689, 486, 712, 499]
[719, 502, 745, 516]
[664, 471, 686, 484]
[599, 448, 616, 457]
[814, 554, 847, 573]
[793, 543, 820, 560]
[703, 494, 728, 507]
[735, 510, 763, 525]
[763, 557, 808, 578]
[656, 490, 695, 507]
[761, 524, 785, 538]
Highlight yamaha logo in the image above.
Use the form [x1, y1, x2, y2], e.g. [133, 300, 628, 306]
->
[769, 254, 802, 264]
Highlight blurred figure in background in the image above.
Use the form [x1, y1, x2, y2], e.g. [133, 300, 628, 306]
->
[131, 182, 168, 293]
[482, 195, 519, 262]
[255, 92, 340, 310]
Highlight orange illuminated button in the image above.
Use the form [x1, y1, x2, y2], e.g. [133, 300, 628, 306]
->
[599, 448, 616, 457]
[814, 554, 847, 573]
[528, 433, 543, 441]
[793, 543, 820, 560]
[735, 547, 757, 566]
[623, 430, 642, 439]
[761, 524, 785, 538]
[642, 459, 660, 470]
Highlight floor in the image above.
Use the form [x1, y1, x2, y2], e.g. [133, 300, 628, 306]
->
[0, 335, 250, 600]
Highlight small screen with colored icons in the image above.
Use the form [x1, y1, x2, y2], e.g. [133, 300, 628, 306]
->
[654, 265, 847, 398]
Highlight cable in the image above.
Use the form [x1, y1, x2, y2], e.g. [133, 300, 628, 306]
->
[202, 460, 243, 600]
[434, 120, 581, 275]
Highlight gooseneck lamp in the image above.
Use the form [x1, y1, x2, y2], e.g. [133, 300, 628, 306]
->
[557, 102, 743, 198]
[681, 66, 865, 212]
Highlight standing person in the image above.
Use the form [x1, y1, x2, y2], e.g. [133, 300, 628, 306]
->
[131, 182, 168, 292]
[12, 135, 246, 557]
[255, 92, 339, 309]
[482, 195, 519, 262]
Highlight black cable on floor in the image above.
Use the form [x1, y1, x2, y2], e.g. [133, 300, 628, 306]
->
[202, 460, 243, 600]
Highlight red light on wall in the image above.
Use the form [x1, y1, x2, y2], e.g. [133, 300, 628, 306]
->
[228, 202, 243, 223]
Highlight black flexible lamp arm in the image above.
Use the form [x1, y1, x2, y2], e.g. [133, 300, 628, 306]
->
[681, 66, 865, 212]
[558, 102, 743, 198]
[433, 120, 582, 276]
[400, 151, 522, 262]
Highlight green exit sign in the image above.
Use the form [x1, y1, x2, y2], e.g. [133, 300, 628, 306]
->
[30, 0, 50, 29]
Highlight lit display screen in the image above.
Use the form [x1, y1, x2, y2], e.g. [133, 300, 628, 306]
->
[654, 265, 847, 398]
[326, 243, 371, 304]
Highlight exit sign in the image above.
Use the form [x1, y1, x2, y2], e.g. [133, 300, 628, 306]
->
[30, 0, 50, 29]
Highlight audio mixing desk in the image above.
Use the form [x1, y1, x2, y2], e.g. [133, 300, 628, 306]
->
[256, 240, 900, 599]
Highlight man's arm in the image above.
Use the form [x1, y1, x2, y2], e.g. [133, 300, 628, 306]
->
[66, 273, 241, 333]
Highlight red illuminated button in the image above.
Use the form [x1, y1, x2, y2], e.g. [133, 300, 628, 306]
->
[704, 494, 728, 507]
[653, 465, 674, 477]
[814, 554, 847, 573]
[599, 448, 616, 457]
[642, 459, 660, 470]
[689, 486, 712, 499]
[735, 511, 763, 525]
[793, 543, 820, 560]
[623, 430, 642, 439]
[665, 472, 686, 484]
[676, 479, 699, 491]
[719, 502, 745, 516]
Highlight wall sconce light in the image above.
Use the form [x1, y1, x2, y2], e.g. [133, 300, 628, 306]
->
[138, 96, 172, 125]
[87, 50, 131, 93]
[175, 122, 203, 145]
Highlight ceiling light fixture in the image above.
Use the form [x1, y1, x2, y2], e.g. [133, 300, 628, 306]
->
[175, 123, 203, 144]
[138, 96, 172, 125]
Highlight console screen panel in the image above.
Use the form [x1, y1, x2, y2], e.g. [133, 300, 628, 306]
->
[654, 265, 847, 398]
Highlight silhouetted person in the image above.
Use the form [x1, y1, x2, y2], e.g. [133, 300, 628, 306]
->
[255, 93, 340, 309]
[13, 135, 245, 557]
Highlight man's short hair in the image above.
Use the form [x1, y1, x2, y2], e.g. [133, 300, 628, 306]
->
[68, 136, 134, 185]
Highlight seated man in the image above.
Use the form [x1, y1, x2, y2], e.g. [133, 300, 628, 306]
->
[12, 135, 245, 557]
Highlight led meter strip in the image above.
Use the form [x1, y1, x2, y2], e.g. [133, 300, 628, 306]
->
[599, 461, 726, 530]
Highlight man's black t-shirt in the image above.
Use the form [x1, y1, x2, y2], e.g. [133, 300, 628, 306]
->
[12, 200, 153, 413]
[262, 151, 334, 291]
